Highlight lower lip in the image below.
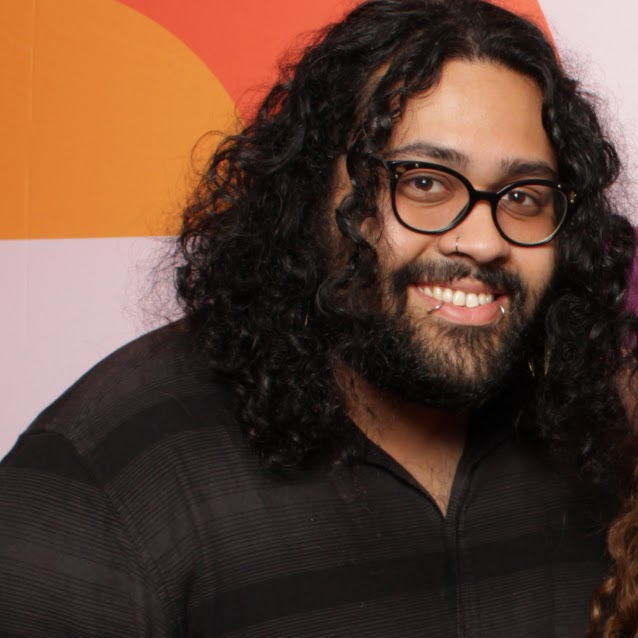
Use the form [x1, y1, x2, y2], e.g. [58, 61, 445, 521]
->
[411, 286, 507, 326]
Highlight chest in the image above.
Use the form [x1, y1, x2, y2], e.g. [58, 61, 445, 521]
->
[162, 443, 607, 637]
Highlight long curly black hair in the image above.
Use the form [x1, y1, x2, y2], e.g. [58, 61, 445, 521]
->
[176, 0, 638, 505]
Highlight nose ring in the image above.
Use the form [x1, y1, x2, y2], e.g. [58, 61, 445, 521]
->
[455, 236, 460, 254]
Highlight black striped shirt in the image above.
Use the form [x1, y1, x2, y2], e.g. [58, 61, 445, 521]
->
[0, 322, 606, 636]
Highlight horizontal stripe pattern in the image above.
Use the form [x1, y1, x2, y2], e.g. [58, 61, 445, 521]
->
[0, 323, 607, 636]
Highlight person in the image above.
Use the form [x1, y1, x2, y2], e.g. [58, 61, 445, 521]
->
[590, 386, 638, 633]
[1, 0, 637, 635]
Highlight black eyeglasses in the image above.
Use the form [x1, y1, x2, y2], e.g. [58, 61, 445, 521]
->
[383, 160, 576, 247]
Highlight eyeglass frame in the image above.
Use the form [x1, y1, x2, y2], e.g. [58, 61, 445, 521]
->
[383, 159, 577, 247]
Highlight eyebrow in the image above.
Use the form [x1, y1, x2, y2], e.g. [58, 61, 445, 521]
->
[385, 141, 559, 182]
[499, 158, 559, 182]
[386, 142, 469, 167]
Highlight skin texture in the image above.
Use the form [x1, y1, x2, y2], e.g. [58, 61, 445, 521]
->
[344, 60, 559, 512]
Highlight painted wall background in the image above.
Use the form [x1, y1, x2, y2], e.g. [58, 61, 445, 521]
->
[1, 0, 636, 456]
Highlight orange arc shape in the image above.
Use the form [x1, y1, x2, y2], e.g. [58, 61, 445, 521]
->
[120, 0, 551, 120]
[489, 0, 552, 42]
[1, 0, 552, 240]
[1, 0, 235, 240]
[119, 0, 359, 119]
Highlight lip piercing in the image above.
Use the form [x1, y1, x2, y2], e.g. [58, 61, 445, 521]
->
[455, 236, 460, 254]
[496, 304, 506, 321]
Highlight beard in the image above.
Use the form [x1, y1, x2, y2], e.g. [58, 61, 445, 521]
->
[329, 258, 548, 409]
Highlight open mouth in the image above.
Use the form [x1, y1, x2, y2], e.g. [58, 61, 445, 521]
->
[418, 285, 500, 309]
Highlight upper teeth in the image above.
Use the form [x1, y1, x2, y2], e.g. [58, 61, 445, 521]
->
[420, 286, 494, 308]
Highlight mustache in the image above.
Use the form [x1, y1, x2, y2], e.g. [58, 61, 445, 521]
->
[390, 259, 527, 306]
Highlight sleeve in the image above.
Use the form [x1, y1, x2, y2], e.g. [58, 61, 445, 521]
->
[0, 431, 171, 637]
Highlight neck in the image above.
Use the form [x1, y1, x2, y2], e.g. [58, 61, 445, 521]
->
[343, 371, 469, 515]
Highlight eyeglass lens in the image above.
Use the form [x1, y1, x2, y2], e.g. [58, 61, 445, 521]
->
[393, 167, 568, 245]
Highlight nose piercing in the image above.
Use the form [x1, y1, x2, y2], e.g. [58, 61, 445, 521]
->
[455, 236, 461, 254]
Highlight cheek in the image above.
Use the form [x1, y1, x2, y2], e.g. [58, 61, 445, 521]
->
[517, 245, 556, 300]
[375, 226, 422, 272]
[371, 204, 436, 270]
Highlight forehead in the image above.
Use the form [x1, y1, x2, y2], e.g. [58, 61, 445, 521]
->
[387, 59, 556, 184]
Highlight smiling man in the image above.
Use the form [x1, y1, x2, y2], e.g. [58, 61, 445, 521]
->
[1, 1, 637, 636]
[340, 58, 563, 515]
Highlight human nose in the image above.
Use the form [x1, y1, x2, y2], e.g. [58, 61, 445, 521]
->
[436, 201, 511, 263]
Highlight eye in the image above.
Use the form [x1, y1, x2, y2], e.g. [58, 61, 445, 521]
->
[499, 187, 546, 217]
[396, 171, 455, 203]
[505, 190, 538, 207]
[409, 175, 446, 192]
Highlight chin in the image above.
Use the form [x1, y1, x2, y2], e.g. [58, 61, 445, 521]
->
[353, 310, 531, 409]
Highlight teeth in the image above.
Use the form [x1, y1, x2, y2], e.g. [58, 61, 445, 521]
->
[466, 293, 479, 308]
[420, 286, 496, 308]
[452, 290, 466, 306]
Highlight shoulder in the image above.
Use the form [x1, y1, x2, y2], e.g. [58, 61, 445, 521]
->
[3, 320, 256, 530]
[0, 322, 257, 634]
[25, 320, 238, 461]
